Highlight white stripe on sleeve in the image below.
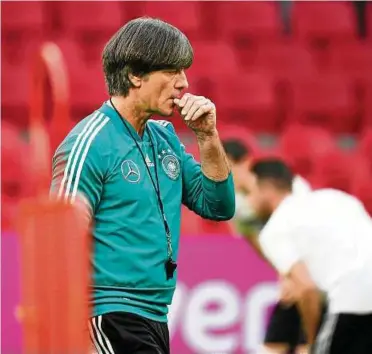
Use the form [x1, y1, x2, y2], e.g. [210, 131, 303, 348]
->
[70, 117, 110, 203]
[64, 113, 106, 202]
[57, 111, 100, 199]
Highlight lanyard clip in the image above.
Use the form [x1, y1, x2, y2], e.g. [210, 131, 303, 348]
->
[165, 258, 177, 280]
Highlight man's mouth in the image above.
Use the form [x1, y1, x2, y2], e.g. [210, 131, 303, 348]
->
[171, 93, 182, 100]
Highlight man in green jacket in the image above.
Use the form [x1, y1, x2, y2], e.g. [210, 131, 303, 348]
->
[50, 17, 235, 354]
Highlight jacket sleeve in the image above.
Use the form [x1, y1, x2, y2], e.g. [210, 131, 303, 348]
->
[181, 144, 235, 221]
[50, 136, 104, 215]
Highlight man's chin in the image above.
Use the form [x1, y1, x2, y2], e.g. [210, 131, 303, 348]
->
[156, 108, 174, 117]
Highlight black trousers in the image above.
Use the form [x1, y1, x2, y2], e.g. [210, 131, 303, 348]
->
[265, 303, 307, 348]
[313, 312, 372, 354]
[265, 302, 327, 353]
[89, 312, 170, 354]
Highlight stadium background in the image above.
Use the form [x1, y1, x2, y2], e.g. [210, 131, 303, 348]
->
[2, 1, 372, 353]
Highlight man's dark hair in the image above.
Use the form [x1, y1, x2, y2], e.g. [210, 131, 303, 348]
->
[222, 139, 250, 163]
[102, 17, 193, 97]
[251, 158, 293, 191]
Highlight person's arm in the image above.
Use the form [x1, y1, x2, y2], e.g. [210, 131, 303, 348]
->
[173, 93, 235, 220]
[260, 225, 321, 345]
[180, 142, 235, 221]
[196, 131, 230, 182]
[50, 136, 105, 227]
[286, 262, 322, 345]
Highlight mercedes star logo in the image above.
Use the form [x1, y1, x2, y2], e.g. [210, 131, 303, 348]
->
[121, 160, 141, 183]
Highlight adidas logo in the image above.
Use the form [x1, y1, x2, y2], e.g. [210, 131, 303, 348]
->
[145, 154, 154, 167]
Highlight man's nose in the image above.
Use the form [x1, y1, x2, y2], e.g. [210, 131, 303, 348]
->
[175, 70, 189, 90]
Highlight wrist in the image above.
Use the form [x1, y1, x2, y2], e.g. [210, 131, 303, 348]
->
[195, 129, 219, 141]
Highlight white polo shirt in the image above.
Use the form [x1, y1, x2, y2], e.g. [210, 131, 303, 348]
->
[259, 189, 372, 314]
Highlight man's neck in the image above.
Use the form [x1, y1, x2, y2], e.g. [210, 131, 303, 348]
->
[111, 96, 150, 136]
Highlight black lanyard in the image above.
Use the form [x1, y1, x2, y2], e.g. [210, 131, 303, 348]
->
[110, 99, 177, 280]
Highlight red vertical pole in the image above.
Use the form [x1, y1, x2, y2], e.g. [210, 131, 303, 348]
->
[17, 42, 91, 354]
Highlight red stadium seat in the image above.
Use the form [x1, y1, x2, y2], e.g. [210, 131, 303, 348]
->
[351, 175, 372, 216]
[2, 4, 46, 128]
[2, 122, 29, 229]
[292, 2, 356, 44]
[2, 2, 44, 32]
[280, 124, 336, 180]
[359, 128, 372, 168]
[257, 41, 317, 82]
[1, 123, 28, 185]
[142, 2, 201, 39]
[58, 2, 122, 63]
[256, 41, 318, 120]
[311, 150, 352, 192]
[187, 41, 239, 81]
[218, 2, 281, 42]
[216, 2, 281, 67]
[186, 41, 239, 98]
[363, 81, 372, 128]
[218, 124, 260, 156]
[59, 2, 122, 32]
[120, 2, 148, 22]
[56, 40, 107, 120]
[2, 2, 43, 65]
[330, 42, 372, 87]
[348, 153, 371, 186]
[289, 74, 358, 133]
[312, 151, 369, 193]
[214, 73, 277, 133]
[1, 60, 31, 128]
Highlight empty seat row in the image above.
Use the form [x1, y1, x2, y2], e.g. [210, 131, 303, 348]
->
[197, 73, 371, 134]
[3, 2, 372, 43]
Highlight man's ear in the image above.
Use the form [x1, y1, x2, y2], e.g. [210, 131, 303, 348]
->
[128, 73, 142, 88]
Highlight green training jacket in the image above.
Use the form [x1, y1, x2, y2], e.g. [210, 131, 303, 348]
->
[50, 101, 235, 322]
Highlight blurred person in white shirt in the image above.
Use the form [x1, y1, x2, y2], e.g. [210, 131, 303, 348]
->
[223, 139, 314, 354]
[247, 158, 372, 354]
